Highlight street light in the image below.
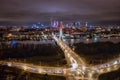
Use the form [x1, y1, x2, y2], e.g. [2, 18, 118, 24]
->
[23, 65, 27, 70]
[8, 62, 12, 67]
[38, 69, 42, 73]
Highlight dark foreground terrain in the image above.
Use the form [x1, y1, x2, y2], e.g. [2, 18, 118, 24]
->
[73, 42, 120, 65]
[99, 69, 120, 80]
[0, 43, 67, 66]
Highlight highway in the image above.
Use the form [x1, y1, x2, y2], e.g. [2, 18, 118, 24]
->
[0, 61, 66, 76]
[0, 35, 120, 80]
[53, 35, 120, 80]
[53, 35, 86, 67]
[93, 57, 120, 74]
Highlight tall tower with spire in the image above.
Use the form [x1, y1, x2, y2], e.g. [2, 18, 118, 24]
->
[59, 21, 63, 40]
[50, 17, 53, 27]
[85, 22, 88, 27]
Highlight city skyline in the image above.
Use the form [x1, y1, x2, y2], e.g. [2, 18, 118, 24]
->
[0, 0, 120, 25]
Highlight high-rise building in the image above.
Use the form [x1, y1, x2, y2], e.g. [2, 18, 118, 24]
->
[53, 20, 59, 27]
[75, 21, 81, 27]
[59, 22, 63, 40]
[85, 22, 88, 27]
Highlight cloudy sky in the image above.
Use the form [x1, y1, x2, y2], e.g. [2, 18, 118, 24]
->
[0, 0, 120, 25]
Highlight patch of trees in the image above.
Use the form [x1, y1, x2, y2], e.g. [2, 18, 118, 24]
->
[99, 69, 120, 80]
[73, 42, 120, 64]
[74, 42, 120, 55]
[0, 44, 64, 59]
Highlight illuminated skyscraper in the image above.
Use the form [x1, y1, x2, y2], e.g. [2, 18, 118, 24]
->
[53, 20, 59, 27]
[75, 21, 81, 27]
[59, 21, 63, 40]
[85, 22, 88, 27]
[50, 17, 53, 27]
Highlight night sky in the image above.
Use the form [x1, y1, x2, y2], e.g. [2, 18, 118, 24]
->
[0, 0, 120, 25]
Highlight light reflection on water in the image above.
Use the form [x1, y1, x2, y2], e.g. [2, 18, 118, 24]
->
[63, 37, 120, 45]
[0, 37, 120, 48]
